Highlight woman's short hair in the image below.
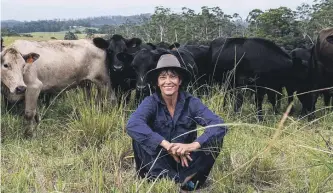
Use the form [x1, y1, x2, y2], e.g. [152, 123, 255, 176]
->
[153, 68, 185, 89]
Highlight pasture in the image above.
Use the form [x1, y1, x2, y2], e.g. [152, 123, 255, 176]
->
[2, 31, 105, 46]
[1, 35, 333, 192]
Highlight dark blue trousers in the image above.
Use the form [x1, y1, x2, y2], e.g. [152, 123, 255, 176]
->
[132, 140, 221, 188]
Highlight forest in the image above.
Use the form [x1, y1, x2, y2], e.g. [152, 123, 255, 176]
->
[1, 0, 332, 50]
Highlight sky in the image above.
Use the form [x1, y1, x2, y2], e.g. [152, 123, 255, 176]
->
[1, 0, 313, 21]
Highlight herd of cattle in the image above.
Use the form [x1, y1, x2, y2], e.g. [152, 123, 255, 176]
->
[1, 27, 333, 133]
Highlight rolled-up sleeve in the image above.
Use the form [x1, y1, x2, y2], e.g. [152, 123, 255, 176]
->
[126, 97, 165, 155]
[191, 98, 227, 148]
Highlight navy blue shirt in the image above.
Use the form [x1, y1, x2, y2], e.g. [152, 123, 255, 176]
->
[126, 91, 227, 155]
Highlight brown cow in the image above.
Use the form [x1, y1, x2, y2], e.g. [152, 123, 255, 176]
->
[315, 28, 333, 73]
[304, 27, 333, 116]
[315, 28, 333, 106]
[1, 39, 116, 137]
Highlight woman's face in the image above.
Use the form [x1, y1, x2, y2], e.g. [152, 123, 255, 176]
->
[157, 69, 182, 97]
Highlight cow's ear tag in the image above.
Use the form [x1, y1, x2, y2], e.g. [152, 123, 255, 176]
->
[27, 55, 34, 64]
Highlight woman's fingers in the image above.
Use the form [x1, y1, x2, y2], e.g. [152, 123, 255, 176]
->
[181, 156, 189, 167]
[171, 145, 180, 155]
[186, 154, 193, 162]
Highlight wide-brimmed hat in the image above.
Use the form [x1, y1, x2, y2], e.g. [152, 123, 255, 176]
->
[145, 54, 192, 85]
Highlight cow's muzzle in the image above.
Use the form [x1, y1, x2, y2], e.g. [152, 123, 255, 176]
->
[136, 85, 148, 91]
[113, 64, 124, 71]
[15, 86, 26, 94]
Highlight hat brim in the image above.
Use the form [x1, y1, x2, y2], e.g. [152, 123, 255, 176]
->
[145, 66, 192, 86]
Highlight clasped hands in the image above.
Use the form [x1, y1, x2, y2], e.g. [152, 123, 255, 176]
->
[160, 140, 201, 167]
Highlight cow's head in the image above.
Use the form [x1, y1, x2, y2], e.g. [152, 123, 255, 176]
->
[127, 48, 170, 95]
[93, 35, 142, 72]
[156, 42, 171, 49]
[1, 48, 39, 101]
[291, 48, 311, 80]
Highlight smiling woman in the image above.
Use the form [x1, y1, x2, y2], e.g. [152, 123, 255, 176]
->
[126, 54, 228, 191]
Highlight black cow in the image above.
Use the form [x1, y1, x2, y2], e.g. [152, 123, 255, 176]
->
[289, 47, 317, 115]
[209, 37, 294, 120]
[93, 35, 142, 100]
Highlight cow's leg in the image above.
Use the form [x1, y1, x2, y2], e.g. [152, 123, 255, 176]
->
[267, 90, 278, 114]
[255, 88, 265, 122]
[24, 82, 42, 138]
[298, 93, 308, 117]
[308, 93, 318, 121]
[79, 79, 93, 101]
[92, 74, 117, 104]
[300, 93, 317, 120]
[233, 75, 246, 113]
[330, 94, 333, 110]
[323, 90, 331, 110]
[233, 89, 244, 113]
[331, 95, 333, 110]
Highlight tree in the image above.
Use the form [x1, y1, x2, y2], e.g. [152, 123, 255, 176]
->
[246, 7, 311, 49]
[64, 31, 78, 40]
[150, 6, 173, 42]
[84, 28, 98, 38]
[310, 0, 333, 30]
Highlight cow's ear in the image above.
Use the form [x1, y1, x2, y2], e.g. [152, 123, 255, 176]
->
[169, 42, 180, 50]
[326, 35, 333, 44]
[93, 37, 109, 49]
[152, 49, 170, 61]
[22, 53, 40, 64]
[126, 38, 142, 48]
[146, 43, 156, 50]
[151, 50, 161, 61]
[117, 52, 133, 64]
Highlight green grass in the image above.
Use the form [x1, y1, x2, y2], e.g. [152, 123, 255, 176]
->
[1, 86, 333, 193]
[2, 31, 106, 46]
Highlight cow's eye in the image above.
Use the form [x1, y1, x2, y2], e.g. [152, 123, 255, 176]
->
[3, 64, 9, 68]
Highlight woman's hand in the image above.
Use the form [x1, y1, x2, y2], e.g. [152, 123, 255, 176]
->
[169, 142, 201, 156]
[160, 140, 200, 167]
[160, 140, 184, 163]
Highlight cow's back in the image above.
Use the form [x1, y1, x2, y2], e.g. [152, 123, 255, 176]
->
[9, 39, 108, 92]
[210, 37, 292, 73]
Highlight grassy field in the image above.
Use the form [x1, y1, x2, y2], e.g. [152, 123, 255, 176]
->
[1, 34, 333, 192]
[1, 85, 332, 193]
[2, 31, 106, 46]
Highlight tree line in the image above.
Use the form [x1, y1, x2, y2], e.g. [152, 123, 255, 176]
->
[1, 0, 332, 49]
[103, 0, 331, 49]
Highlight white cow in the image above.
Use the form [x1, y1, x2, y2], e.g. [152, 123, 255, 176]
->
[1, 39, 116, 137]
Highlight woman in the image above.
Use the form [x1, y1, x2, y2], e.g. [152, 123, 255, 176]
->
[126, 54, 227, 191]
